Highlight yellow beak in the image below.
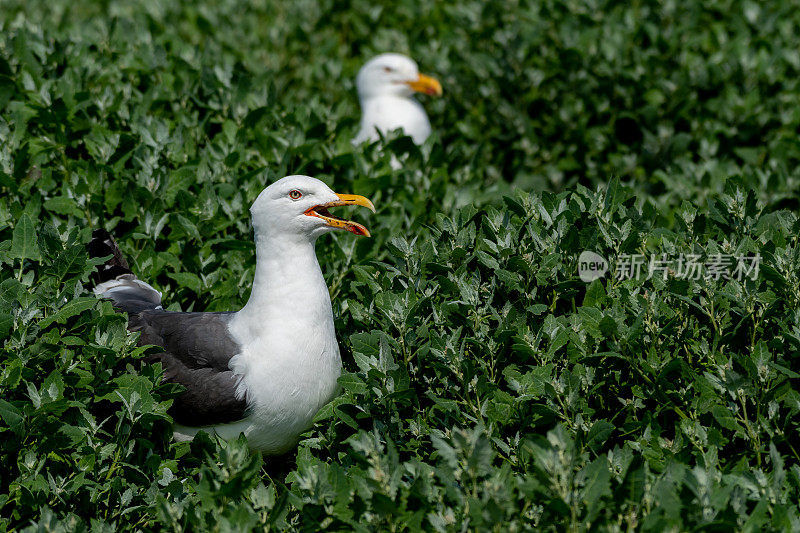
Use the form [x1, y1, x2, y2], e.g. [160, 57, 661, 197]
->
[332, 193, 376, 213]
[406, 73, 443, 96]
[304, 193, 375, 237]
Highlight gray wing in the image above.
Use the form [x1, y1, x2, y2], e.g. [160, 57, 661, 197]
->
[89, 228, 249, 427]
[130, 310, 249, 427]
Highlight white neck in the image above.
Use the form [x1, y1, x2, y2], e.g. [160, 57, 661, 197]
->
[359, 92, 418, 110]
[230, 232, 332, 341]
[222, 228, 343, 452]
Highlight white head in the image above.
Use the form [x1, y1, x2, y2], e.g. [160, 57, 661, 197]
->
[356, 53, 442, 101]
[250, 175, 375, 242]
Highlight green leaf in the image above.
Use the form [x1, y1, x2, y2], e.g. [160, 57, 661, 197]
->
[39, 297, 97, 328]
[583, 279, 607, 307]
[711, 405, 745, 435]
[585, 420, 614, 453]
[615, 456, 645, 503]
[338, 372, 367, 395]
[9, 214, 40, 261]
[167, 272, 203, 293]
[333, 403, 359, 429]
[0, 312, 12, 340]
[0, 399, 23, 429]
[43, 196, 80, 216]
[581, 457, 611, 514]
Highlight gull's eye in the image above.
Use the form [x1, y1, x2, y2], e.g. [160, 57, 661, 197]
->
[289, 190, 302, 200]
[383, 66, 394, 73]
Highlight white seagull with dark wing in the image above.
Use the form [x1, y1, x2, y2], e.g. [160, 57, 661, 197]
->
[90, 175, 375, 454]
[353, 53, 442, 146]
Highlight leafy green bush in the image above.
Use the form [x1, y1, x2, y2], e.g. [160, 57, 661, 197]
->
[1, 0, 798, 530]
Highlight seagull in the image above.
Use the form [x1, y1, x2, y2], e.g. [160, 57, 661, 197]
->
[90, 175, 375, 454]
[353, 53, 442, 146]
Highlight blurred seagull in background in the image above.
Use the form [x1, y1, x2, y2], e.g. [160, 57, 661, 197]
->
[91, 175, 375, 454]
[353, 53, 442, 146]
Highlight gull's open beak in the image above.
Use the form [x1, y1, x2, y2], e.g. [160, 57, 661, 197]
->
[305, 193, 376, 237]
[406, 73, 443, 96]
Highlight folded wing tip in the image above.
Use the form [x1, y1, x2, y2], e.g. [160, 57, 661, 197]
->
[94, 277, 163, 312]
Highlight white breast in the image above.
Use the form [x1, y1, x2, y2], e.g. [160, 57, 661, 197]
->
[226, 328, 341, 453]
[174, 311, 341, 454]
[355, 95, 432, 145]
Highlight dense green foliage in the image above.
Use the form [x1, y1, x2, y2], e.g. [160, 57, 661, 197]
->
[1, 0, 799, 530]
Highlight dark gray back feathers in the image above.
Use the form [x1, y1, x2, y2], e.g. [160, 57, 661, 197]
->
[89, 229, 249, 427]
